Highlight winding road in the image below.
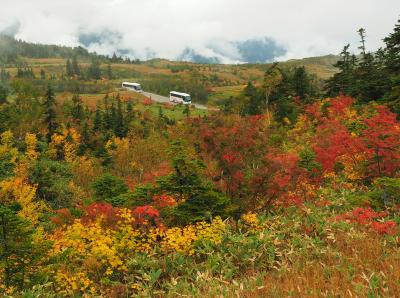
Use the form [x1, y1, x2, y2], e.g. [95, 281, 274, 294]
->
[142, 92, 209, 110]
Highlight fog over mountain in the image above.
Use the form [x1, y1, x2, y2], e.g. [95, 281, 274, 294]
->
[0, 0, 399, 63]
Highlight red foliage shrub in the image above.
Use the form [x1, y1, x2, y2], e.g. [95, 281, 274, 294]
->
[82, 203, 125, 227]
[362, 106, 400, 177]
[337, 207, 387, 225]
[371, 221, 398, 235]
[143, 98, 154, 106]
[329, 96, 354, 116]
[153, 194, 176, 208]
[133, 205, 160, 225]
[336, 207, 397, 235]
[142, 162, 171, 185]
[50, 208, 74, 226]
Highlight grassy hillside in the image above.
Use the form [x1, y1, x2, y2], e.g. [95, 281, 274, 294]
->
[2, 54, 337, 107]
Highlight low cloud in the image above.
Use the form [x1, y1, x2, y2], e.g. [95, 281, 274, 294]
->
[0, 21, 21, 38]
[0, 0, 399, 63]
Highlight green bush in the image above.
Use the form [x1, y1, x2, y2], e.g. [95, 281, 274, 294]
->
[91, 173, 129, 204]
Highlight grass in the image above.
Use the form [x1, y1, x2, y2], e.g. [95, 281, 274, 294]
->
[208, 85, 246, 104]
[249, 231, 400, 297]
[140, 102, 208, 120]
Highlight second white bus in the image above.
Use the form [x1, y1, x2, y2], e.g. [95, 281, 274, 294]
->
[169, 91, 191, 104]
[122, 82, 143, 92]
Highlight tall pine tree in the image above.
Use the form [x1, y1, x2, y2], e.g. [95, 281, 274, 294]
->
[43, 85, 58, 142]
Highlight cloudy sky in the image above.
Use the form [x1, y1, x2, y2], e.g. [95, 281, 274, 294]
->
[0, 0, 399, 62]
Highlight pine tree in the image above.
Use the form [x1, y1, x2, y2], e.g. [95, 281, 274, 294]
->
[0, 206, 47, 289]
[183, 104, 190, 118]
[72, 56, 80, 77]
[40, 69, 46, 80]
[109, 102, 117, 131]
[111, 52, 118, 63]
[71, 93, 84, 122]
[43, 84, 58, 142]
[354, 28, 389, 102]
[107, 63, 113, 80]
[88, 58, 101, 80]
[156, 141, 230, 225]
[114, 94, 126, 137]
[66, 58, 73, 77]
[291, 66, 314, 103]
[383, 18, 400, 114]
[358, 28, 367, 57]
[325, 44, 356, 97]
[93, 106, 103, 132]
[243, 81, 264, 115]
[0, 83, 8, 104]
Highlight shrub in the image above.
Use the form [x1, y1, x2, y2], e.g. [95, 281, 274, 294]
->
[91, 173, 129, 204]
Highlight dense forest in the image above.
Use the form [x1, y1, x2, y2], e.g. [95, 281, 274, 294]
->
[0, 18, 399, 297]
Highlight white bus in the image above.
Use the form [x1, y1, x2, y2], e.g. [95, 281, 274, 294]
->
[169, 91, 191, 104]
[122, 82, 142, 92]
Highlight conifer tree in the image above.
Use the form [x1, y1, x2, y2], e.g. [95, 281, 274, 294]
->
[109, 102, 117, 131]
[291, 66, 314, 103]
[383, 18, 400, 113]
[43, 85, 58, 142]
[358, 28, 367, 57]
[40, 69, 46, 80]
[114, 94, 126, 137]
[66, 58, 73, 77]
[0, 83, 8, 104]
[0, 206, 47, 289]
[355, 28, 389, 102]
[72, 56, 80, 77]
[107, 63, 113, 80]
[71, 93, 84, 122]
[93, 106, 103, 132]
[183, 104, 190, 118]
[325, 44, 356, 97]
[88, 58, 101, 80]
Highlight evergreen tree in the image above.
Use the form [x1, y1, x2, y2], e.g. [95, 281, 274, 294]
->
[156, 141, 230, 225]
[114, 94, 126, 137]
[243, 81, 264, 115]
[383, 18, 400, 114]
[78, 120, 91, 154]
[358, 28, 367, 57]
[111, 52, 118, 63]
[88, 58, 101, 80]
[71, 93, 84, 122]
[0, 206, 47, 289]
[0, 83, 8, 104]
[183, 104, 190, 118]
[325, 44, 356, 96]
[66, 58, 73, 77]
[107, 63, 113, 80]
[354, 28, 389, 102]
[40, 69, 46, 80]
[93, 106, 103, 132]
[291, 66, 314, 103]
[43, 84, 58, 142]
[109, 102, 117, 131]
[71, 56, 80, 77]
[0, 68, 10, 82]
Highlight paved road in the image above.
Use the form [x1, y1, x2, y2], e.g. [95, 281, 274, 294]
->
[143, 92, 209, 110]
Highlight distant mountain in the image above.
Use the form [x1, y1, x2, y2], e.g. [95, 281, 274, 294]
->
[177, 37, 287, 64]
[234, 38, 287, 63]
[177, 48, 221, 64]
[0, 35, 339, 79]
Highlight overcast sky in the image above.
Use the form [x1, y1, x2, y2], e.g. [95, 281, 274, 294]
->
[0, 0, 399, 62]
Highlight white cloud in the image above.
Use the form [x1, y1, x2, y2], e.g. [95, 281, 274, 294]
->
[0, 0, 398, 61]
